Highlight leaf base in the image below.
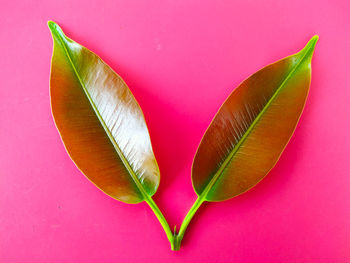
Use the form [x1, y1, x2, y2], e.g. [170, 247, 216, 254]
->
[171, 235, 182, 251]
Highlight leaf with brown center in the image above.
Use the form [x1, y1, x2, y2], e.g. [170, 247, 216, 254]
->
[48, 21, 160, 204]
[192, 36, 318, 201]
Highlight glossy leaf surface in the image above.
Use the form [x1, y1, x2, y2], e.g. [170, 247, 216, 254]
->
[48, 21, 160, 204]
[192, 36, 318, 201]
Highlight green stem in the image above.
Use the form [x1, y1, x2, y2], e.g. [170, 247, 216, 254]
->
[144, 196, 174, 247]
[172, 196, 206, 250]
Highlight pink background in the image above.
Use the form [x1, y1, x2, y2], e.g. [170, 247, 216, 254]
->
[1, 0, 349, 262]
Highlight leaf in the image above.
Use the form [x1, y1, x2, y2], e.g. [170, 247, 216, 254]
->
[192, 36, 318, 202]
[48, 21, 160, 204]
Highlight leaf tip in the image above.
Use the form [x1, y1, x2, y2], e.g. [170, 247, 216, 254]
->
[309, 35, 319, 47]
[302, 35, 319, 54]
[296, 35, 319, 63]
[47, 21, 65, 39]
[311, 34, 319, 42]
[47, 20, 56, 31]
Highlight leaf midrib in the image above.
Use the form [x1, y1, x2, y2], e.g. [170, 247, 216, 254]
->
[200, 43, 314, 200]
[52, 28, 148, 199]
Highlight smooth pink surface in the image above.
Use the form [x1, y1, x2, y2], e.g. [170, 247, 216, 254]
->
[1, 0, 349, 262]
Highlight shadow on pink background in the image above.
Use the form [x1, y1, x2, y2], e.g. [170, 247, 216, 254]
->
[1, 0, 349, 262]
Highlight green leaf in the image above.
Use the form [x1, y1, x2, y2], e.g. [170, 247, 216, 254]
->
[192, 36, 318, 201]
[48, 21, 160, 204]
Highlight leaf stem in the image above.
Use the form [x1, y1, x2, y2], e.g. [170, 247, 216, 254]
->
[144, 196, 174, 247]
[172, 196, 206, 250]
